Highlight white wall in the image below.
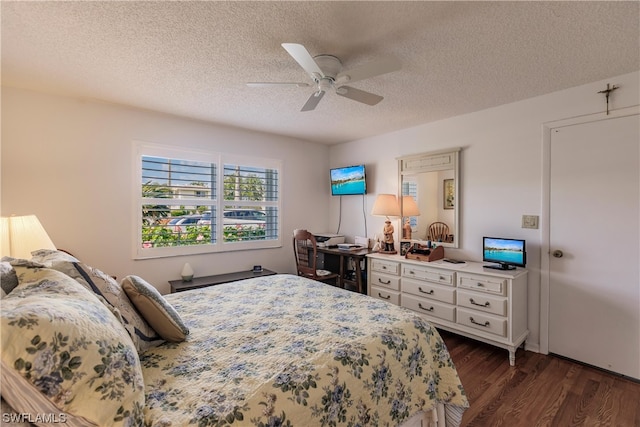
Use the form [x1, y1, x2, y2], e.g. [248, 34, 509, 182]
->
[329, 71, 640, 350]
[1, 87, 332, 293]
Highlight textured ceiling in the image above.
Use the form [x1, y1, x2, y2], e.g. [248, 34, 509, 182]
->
[2, 1, 638, 145]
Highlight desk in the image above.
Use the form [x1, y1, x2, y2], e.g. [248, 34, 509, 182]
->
[316, 246, 372, 293]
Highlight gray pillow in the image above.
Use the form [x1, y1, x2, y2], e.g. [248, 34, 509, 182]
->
[0, 261, 19, 298]
[122, 275, 189, 342]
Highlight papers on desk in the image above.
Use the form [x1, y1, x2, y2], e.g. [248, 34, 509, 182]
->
[337, 244, 364, 251]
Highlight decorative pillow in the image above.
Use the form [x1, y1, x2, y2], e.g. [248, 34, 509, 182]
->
[0, 261, 19, 298]
[0, 267, 145, 426]
[47, 261, 164, 353]
[121, 275, 189, 342]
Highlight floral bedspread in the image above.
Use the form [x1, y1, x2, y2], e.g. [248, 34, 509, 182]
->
[141, 274, 468, 427]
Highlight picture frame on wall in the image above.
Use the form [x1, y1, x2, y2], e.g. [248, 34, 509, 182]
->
[444, 179, 454, 209]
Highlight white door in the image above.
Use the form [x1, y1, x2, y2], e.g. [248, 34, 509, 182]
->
[549, 113, 639, 379]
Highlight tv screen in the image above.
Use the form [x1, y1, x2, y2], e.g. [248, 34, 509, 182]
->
[330, 165, 366, 196]
[483, 237, 526, 270]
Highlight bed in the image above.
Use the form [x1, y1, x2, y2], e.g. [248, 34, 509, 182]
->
[1, 252, 468, 427]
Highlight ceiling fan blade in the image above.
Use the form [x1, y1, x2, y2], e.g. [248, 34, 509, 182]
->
[335, 57, 401, 85]
[247, 82, 310, 87]
[301, 90, 325, 112]
[282, 43, 324, 79]
[336, 86, 383, 106]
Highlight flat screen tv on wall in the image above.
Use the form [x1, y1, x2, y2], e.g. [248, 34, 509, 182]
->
[483, 236, 526, 270]
[330, 165, 366, 196]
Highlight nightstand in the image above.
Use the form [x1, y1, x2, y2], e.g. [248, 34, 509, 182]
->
[169, 268, 277, 293]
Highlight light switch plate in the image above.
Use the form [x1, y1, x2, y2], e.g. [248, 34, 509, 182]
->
[522, 215, 539, 229]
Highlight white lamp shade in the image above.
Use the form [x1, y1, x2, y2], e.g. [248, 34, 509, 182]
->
[371, 194, 401, 217]
[402, 195, 421, 216]
[1, 215, 56, 259]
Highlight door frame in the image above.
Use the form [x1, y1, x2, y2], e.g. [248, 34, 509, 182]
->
[539, 105, 639, 355]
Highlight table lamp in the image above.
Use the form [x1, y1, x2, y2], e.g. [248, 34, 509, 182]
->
[371, 194, 400, 254]
[1, 215, 57, 259]
[401, 195, 421, 240]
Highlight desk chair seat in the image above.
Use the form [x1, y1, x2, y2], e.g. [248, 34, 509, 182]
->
[293, 229, 339, 285]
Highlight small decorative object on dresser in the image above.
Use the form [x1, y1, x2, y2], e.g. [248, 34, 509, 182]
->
[371, 194, 401, 254]
[405, 244, 444, 262]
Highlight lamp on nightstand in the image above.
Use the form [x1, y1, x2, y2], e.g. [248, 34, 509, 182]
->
[1, 214, 56, 259]
[371, 194, 401, 254]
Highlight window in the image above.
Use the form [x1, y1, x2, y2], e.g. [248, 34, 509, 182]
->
[134, 142, 282, 258]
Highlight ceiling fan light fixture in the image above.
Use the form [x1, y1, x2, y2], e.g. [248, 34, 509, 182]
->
[317, 79, 332, 93]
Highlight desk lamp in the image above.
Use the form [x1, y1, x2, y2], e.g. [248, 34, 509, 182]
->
[371, 194, 400, 254]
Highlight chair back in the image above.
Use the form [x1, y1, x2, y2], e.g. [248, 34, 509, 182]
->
[428, 222, 450, 242]
[293, 229, 318, 277]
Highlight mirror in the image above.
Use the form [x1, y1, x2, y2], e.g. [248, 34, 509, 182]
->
[398, 148, 460, 248]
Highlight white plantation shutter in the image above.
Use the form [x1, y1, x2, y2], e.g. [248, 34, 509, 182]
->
[135, 142, 282, 258]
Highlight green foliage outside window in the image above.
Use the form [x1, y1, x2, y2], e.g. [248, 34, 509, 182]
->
[141, 224, 266, 247]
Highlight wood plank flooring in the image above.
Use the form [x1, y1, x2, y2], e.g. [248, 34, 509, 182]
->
[439, 331, 640, 427]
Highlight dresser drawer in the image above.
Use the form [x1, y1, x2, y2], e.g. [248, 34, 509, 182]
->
[458, 273, 507, 296]
[402, 294, 456, 322]
[371, 259, 400, 275]
[370, 286, 400, 305]
[457, 307, 507, 337]
[402, 265, 454, 286]
[403, 278, 456, 304]
[370, 271, 401, 291]
[458, 289, 507, 316]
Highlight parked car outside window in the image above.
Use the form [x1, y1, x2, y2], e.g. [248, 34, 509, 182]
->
[168, 214, 203, 232]
[198, 209, 266, 227]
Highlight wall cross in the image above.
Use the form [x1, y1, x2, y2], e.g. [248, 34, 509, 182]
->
[597, 83, 619, 115]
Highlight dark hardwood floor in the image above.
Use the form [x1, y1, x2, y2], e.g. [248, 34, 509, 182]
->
[439, 331, 640, 427]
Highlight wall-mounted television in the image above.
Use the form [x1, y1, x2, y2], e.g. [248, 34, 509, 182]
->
[330, 165, 366, 196]
[483, 237, 526, 270]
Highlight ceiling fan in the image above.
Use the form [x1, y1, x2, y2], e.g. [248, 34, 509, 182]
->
[247, 43, 401, 112]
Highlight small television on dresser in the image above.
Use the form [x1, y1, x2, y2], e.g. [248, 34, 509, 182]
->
[330, 165, 366, 196]
[483, 237, 526, 270]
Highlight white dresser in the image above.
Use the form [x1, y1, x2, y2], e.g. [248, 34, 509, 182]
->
[368, 253, 528, 365]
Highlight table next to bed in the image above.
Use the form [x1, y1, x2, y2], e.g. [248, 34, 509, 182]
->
[169, 268, 277, 293]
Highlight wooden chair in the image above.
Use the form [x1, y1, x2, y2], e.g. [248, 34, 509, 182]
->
[293, 229, 339, 285]
[427, 222, 450, 242]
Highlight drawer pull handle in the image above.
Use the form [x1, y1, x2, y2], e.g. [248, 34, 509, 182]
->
[476, 282, 485, 287]
[378, 292, 391, 300]
[409, 270, 415, 274]
[470, 298, 490, 307]
[418, 287, 434, 295]
[470, 317, 490, 327]
[378, 278, 391, 285]
[418, 303, 434, 312]
[439, 276, 446, 280]
[382, 266, 387, 270]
